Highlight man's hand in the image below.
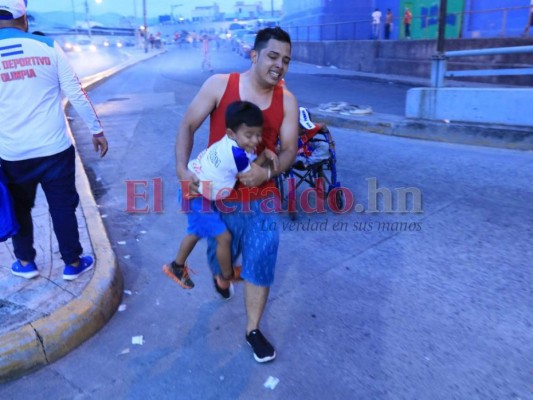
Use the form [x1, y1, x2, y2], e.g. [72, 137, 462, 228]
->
[238, 163, 268, 187]
[262, 148, 280, 173]
[92, 135, 108, 157]
[177, 167, 200, 197]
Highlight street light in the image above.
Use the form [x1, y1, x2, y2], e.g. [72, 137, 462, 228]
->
[84, 0, 92, 38]
[171, 4, 183, 23]
[143, 0, 147, 53]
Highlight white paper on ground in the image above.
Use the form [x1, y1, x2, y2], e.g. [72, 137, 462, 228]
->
[264, 376, 279, 390]
[132, 335, 144, 345]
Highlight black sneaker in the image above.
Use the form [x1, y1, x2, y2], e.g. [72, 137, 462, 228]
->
[213, 276, 234, 300]
[246, 329, 276, 363]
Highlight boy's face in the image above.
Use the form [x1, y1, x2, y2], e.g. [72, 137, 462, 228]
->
[228, 124, 263, 154]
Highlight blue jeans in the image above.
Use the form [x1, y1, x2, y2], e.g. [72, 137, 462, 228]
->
[207, 198, 279, 287]
[1, 146, 82, 264]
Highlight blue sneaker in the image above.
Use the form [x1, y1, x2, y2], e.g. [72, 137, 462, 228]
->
[63, 256, 94, 281]
[11, 260, 39, 279]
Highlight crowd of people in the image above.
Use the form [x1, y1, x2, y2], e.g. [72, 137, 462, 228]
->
[371, 7, 412, 40]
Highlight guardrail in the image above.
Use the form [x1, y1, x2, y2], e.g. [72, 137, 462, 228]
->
[430, 45, 533, 87]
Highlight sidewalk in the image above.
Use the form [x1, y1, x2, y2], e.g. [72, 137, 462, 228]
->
[288, 61, 533, 151]
[0, 48, 166, 382]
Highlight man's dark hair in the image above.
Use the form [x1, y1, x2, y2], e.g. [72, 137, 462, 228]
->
[225, 101, 263, 131]
[253, 26, 291, 53]
[0, 11, 26, 29]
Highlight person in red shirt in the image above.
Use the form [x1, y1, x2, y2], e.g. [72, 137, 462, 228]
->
[200, 34, 213, 72]
[404, 7, 413, 39]
[175, 27, 299, 363]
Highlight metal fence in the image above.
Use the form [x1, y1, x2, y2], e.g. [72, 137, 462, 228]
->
[285, 5, 532, 41]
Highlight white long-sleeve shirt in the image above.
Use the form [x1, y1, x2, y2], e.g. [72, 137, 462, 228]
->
[0, 28, 102, 161]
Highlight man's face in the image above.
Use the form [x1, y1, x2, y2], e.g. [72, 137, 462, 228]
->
[252, 39, 291, 86]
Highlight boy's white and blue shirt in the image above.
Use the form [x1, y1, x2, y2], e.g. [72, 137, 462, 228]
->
[188, 135, 257, 200]
[0, 28, 102, 161]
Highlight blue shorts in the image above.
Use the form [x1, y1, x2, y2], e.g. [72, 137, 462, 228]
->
[207, 198, 279, 287]
[179, 194, 227, 239]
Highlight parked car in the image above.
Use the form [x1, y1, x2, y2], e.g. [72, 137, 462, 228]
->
[73, 38, 97, 53]
[230, 29, 255, 52]
[238, 33, 257, 58]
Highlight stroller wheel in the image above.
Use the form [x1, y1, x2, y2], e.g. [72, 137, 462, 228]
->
[335, 190, 345, 210]
[317, 165, 334, 199]
[275, 172, 298, 219]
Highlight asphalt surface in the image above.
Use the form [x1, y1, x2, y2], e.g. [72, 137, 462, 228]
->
[0, 44, 532, 399]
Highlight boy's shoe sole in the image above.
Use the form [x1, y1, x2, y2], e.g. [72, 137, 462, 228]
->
[11, 260, 40, 279]
[232, 265, 243, 282]
[162, 263, 195, 289]
[63, 256, 94, 281]
[213, 276, 234, 300]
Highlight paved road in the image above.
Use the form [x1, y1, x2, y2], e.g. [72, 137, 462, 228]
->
[1, 46, 531, 399]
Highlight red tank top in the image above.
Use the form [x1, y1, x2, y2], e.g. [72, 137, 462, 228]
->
[209, 73, 283, 200]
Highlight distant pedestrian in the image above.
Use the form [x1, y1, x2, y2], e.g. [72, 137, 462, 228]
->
[385, 9, 393, 39]
[201, 34, 213, 72]
[0, 0, 108, 280]
[371, 8, 382, 39]
[404, 7, 412, 39]
[523, 0, 533, 37]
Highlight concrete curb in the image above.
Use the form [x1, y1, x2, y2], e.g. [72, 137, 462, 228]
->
[311, 109, 533, 151]
[0, 49, 165, 382]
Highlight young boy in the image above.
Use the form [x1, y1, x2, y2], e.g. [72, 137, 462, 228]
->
[163, 101, 278, 296]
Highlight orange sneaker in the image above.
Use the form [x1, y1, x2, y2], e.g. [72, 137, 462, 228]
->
[232, 265, 243, 282]
[162, 262, 195, 289]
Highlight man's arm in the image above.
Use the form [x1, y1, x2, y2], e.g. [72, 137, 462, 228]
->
[175, 74, 227, 191]
[277, 89, 299, 174]
[56, 43, 108, 157]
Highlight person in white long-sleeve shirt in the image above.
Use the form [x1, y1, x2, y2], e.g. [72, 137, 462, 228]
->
[0, 0, 108, 280]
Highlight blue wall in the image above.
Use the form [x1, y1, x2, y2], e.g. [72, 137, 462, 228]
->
[462, 0, 531, 38]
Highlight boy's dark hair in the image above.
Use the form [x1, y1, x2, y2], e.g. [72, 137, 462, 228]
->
[253, 26, 291, 53]
[225, 101, 263, 131]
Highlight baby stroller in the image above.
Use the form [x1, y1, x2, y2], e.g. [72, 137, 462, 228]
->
[275, 107, 344, 220]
